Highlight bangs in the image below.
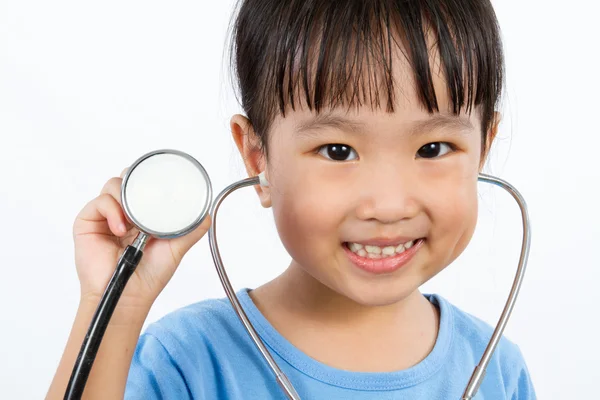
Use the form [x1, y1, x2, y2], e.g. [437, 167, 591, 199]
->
[230, 0, 504, 153]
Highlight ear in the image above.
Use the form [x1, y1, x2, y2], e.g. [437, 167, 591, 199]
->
[231, 114, 272, 208]
[480, 111, 501, 171]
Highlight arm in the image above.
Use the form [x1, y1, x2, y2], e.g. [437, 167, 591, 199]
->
[48, 167, 210, 399]
[46, 297, 150, 400]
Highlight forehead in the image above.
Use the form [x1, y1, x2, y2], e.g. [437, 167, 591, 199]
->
[277, 21, 483, 127]
[276, 43, 482, 135]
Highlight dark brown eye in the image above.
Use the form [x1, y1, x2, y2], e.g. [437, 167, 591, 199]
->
[416, 142, 453, 159]
[318, 144, 358, 161]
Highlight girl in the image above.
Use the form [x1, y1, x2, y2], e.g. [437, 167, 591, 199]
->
[47, 0, 536, 398]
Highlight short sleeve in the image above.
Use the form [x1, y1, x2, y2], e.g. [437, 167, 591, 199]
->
[125, 332, 191, 400]
[509, 347, 537, 400]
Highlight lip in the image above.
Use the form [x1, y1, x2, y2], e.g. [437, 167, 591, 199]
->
[343, 238, 425, 275]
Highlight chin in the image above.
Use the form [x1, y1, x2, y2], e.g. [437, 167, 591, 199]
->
[334, 279, 423, 308]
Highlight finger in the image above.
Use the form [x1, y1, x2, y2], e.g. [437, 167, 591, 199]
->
[100, 177, 123, 205]
[99, 177, 135, 229]
[169, 215, 212, 263]
[120, 167, 129, 179]
[75, 193, 130, 238]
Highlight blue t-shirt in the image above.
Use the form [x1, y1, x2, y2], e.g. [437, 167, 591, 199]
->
[125, 288, 535, 399]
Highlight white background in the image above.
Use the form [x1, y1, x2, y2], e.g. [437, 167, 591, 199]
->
[1, 0, 598, 398]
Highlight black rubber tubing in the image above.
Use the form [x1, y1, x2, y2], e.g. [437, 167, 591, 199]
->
[64, 245, 143, 400]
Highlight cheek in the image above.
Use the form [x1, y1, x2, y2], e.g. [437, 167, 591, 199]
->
[423, 149, 480, 229]
[428, 174, 479, 255]
[270, 168, 345, 262]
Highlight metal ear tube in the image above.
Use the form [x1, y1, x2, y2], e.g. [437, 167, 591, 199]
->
[208, 172, 531, 400]
[207, 175, 301, 400]
[461, 173, 531, 400]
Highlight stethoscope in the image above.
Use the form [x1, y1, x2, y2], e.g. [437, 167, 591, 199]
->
[64, 148, 531, 400]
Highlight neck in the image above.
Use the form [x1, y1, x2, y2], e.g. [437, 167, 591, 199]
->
[249, 261, 440, 371]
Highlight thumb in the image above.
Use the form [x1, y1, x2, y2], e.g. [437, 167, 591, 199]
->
[168, 215, 212, 263]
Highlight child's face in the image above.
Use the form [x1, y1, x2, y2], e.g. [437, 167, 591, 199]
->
[234, 57, 496, 307]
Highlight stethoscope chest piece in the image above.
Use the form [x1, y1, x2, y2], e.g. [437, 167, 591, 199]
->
[121, 149, 213, 241]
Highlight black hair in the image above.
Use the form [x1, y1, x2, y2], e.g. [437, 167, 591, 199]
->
[229, 0, 504, 157]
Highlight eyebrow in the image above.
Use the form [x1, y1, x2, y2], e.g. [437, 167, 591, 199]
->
[294, 113, 474, 138]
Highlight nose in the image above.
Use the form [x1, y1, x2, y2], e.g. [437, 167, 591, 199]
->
[354, 166, 420, 224]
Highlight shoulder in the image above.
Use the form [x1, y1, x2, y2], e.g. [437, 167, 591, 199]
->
[433, 294, 522, 359]
[430, 294, 536, 399]
[126, 296, 243, 398]
[142, 295, 237, 355]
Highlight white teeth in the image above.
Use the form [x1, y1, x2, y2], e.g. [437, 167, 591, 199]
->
[349, 243, 364, 252]
[382, 246, 396, 255]
[364, 245, 381, 254]
[348, 239, 418, 258]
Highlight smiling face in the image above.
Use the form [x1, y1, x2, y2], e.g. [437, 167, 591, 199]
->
[268, 99, 489, 308]
[231, 6, 501, 307]
[233, 61, 498, 308]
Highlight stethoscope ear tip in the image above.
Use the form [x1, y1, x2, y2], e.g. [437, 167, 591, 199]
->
[258, 171, 269, 187]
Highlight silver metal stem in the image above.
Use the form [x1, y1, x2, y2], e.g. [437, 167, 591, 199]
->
[208, 176, 301, 400]
[461, 173, 532, 399]
[131, 231, 150, 252]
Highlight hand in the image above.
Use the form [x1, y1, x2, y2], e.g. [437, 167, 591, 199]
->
[72, 168, 211, 310]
